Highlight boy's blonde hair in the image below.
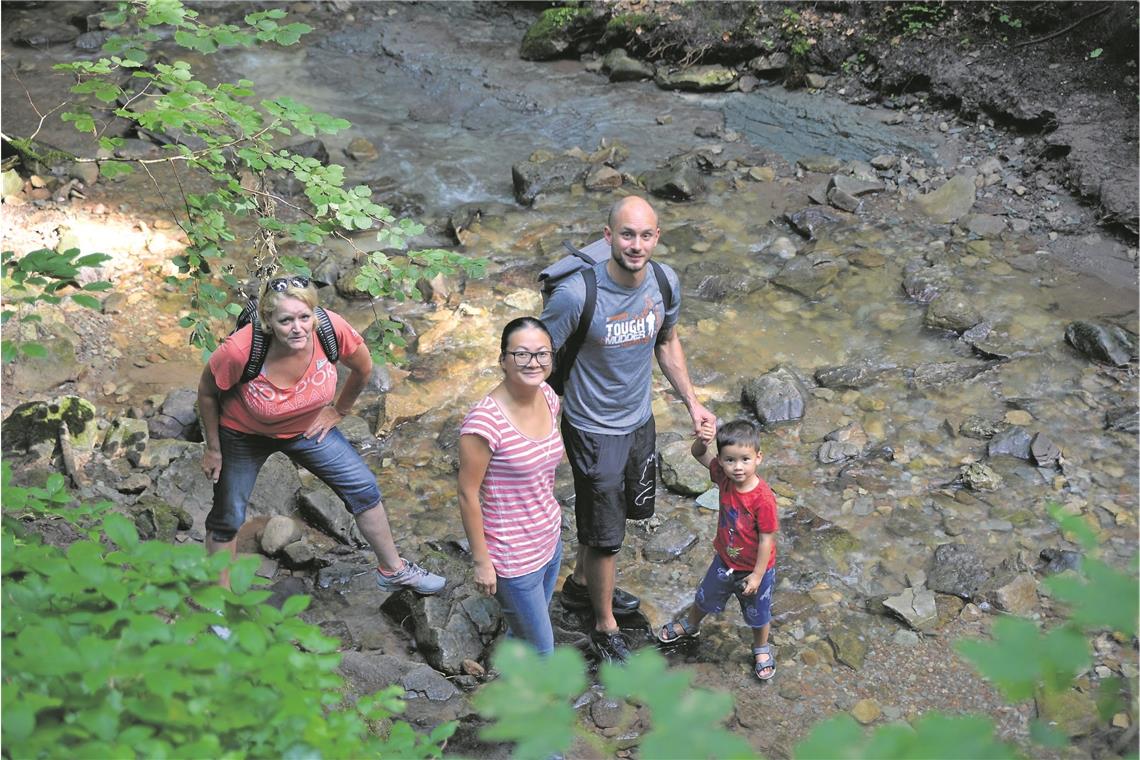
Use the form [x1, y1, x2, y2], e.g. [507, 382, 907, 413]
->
[716, 419, 761, 453]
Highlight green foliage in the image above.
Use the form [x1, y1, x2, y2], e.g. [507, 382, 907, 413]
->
[795, 713, 1017, 759]
[1, 247, 112, 363]
[46, 0, 483, 364]
[475, 641, 754, 759]
[894, 3, 950, 35]
[779, 9, 815, 59]
[1088, 47, 1104, 59]
[1, 468, 454, 758]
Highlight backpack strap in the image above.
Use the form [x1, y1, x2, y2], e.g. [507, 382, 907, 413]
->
[548, 267, 596, 395]
[235, 299, 340, 384]
[649, 260, 675, 346]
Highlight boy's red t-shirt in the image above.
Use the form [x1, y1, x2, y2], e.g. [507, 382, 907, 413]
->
[709, 458, 779, 572]
[208, 310, 364, 438]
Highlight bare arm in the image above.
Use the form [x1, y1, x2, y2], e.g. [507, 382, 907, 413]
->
[691, 417, 716, 468]
[655, 324, 715, 436]
[742, 532, 776, 596]
[197, 365, 223, 484]
[457, 433, 497, 595]
[304, 342, 372, 442]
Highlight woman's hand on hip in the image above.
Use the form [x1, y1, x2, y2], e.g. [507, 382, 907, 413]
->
[201, 449, 223, 483]
[473, 559, 497, 595]
[304, 406, 343, 442]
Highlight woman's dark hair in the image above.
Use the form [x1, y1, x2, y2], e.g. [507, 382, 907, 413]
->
[716, 419, 761, 453]
[499, 316, 552, 354]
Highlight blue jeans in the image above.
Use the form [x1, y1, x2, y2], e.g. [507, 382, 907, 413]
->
[494, 542, 563, 656]
[206, 426, 382, 542]
[694, 554, 775, 629]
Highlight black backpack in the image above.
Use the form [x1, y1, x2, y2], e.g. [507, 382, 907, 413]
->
[538, 240, 673, 395]
[233, 299, 339, 383]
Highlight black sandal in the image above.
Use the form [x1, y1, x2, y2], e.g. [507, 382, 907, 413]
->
[657, 619, 700, 643]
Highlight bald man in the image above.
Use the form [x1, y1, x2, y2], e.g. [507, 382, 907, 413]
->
[541, 196, 714, 664]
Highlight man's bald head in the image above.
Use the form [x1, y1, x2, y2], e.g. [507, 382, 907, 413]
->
[607, 196, 657, 230]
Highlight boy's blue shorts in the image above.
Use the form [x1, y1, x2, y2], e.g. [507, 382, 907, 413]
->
[693, 554, 775, 629]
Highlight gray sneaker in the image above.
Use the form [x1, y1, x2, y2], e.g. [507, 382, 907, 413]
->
[375, 560, 446, 595]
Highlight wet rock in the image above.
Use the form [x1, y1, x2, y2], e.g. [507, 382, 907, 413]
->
[827, 186, 860, 213]
[1035, 687, 1099, 737]
[690, 270, 767, 301]
[519, 7, 592, 60]
[658, 439, 712, 496]
[151, 445, 212, 532]
[827, 621, 868, 670]
[345, 137, 379, 162]
[642, 157, 703, 201]
[742, 365, 810, 425]
[798, 156, 845, 174]
[642, 518, 698, 563]
[129, 496, 192, 542]
[402, 663, 461, 703]
[818, 440, 860, 464]
[382, 584, 503, 675]
[981, 572, 1038, 615]
[924, 290, 982, 333]
[590, 696, 634, 730]
[963, 213, 1007, 238]
[154, 388, 200, 440]
[909, 360, 999, 388]
[901, 262, 953, 303]
[299, 481, 365, 546]
[927, 543, 990, 599]
[959, 462, 1003, 491]
[603, 48, 654, 82]
[750, 52, 788, 74]
[804, 73, 830, 90]
[959, 415, 1006, 439]
[882, 587, 938, 631]
[282, 539, 326, 569]
[511, 156, 588, 205]
[988, 426, 1033, 460]
[814, 362, 897, 390]
[695, 487, 719, 511]
[784, 205, 842, 239]
[1030, 433, 1062, 467]
[3, 396, 98, 454]
[1064, 321, 1137, 367]
[1105, 404, 1139, 434]
[870, 154, 898, 170]
[654, 65, 737, 92]
[915, 174, 976, 223]
[832, 174, 884, 197]
[261, 515, 304, 555]
[584, 165, 622, 191]
[10, 19, 81, 46]
[772, 253, 842, 297]
[243, 453, 302, 519]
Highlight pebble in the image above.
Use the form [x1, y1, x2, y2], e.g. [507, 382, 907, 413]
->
[851, 698, 881, 724]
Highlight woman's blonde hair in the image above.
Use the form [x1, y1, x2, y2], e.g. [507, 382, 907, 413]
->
[256, 278, 320, 334]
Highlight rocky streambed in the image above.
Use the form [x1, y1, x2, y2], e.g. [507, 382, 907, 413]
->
[2, 2, 1137, 758]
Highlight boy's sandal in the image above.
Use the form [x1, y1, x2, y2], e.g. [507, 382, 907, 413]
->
[657, 619, 701, 644]
[753, 645, 776, 681]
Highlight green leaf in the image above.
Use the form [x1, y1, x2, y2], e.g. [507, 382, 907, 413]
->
[1089, 48, 1103, 59]
[99, 162, 134, 179]
[70, 293, 103, 310]
[103, 513, 138, 549]
[280, 595, 310, 616]
[794, 714, 864, 759]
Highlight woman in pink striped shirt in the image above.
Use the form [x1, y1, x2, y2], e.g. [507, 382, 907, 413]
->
[458, 317, 565, 654]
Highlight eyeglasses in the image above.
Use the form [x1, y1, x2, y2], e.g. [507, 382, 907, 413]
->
[267, 276, 311, 292]
[506, 350, 553, 367]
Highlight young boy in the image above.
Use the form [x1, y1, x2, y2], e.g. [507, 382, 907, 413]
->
[656, 419, 779, 681]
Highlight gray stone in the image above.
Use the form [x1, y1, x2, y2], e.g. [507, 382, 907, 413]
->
[742, 365, 811, 425]
[2, 396, 97, 453]
[832, 174, 884, 197]
[382, 583, 503, 675]
[784, 206, 843, 239]
[129, 496, 193, 542]
[927, 543, 991, 599]
[804, 73, 829, 89]
[924, 290, 982, 333]
[915, 174, 976, 223]
[585, 165, 622, 191]
[603, 48, 654, 82]
[959, 462, 1003, 491]
[749, 52, 788, 73]
[402, 664, 461, 702]
[642, 158, 703, 202]
[642, 518, 698, 562]
[299, 481, 365, 546]
[1030, 433, 1062, 467]
[870, 154, 898, 170]
[982, 572, 1039, 615]
[883, 587, 938, 630]
[102, 417, 149, 461]
[247, 453, 302, 519]
[147, 414, 186, 441]
[134, 438, 198, 469]
[909, 361, 998, 388]
[1105, 405, 1139, 434]
[654, 65, 737, 92]
[152, 445, 212, 534]
[282, 539, 325, 568]
[988, 426, 1033, 460]
[659, 439, 713, 496]
[818, 440, 860, 464]
[959, 415, 1006, 439]
[772, 253, 842, 297]
[511, 156, 588, 205]
[901, 261, 953, 303]
[964, 213, 1007, 238]
[798, 156, 845, 174]
[1064, 321, 1137, 367]
[814, 362, 897, 390]
[827, 186, 860, 213]
[261, 515, 303, 555]
[828, 622, 868, 670]
[695, 487, 720, 511]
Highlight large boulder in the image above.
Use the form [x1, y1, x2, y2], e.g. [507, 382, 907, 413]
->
[519, 6, 594, 61]
[2, 396, 98, 453]
[604, 48, 654, 82]
[772, 253, 842, 297]
[642, 517, 699, 563]
[924, 290, 982, 333]
[927, 543, 990, 599]
[511, 156, 589, 205]
[742, 365, 811, 425]
[642, 157, 704, 202]
[654, 64, 737, 92]
[658, 439, 712, 496]
[299, 481, 366, 546]
[381, 584, 503, 675]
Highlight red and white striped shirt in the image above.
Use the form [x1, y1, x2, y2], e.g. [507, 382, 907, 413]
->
[460, 383, 564, 578]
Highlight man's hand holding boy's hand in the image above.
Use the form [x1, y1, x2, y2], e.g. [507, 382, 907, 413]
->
[696, 417, 716, 445]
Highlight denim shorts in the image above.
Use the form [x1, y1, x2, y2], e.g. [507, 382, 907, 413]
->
[561, 415, 657, 550]
[494, 542, 563, 656]
[693, 554, 775, 629]
[206, 426, 381, 542]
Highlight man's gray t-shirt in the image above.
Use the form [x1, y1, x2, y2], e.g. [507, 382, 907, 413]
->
[540, 260, 681, 435]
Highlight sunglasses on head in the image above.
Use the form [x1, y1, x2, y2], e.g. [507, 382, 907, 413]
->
[266, 276, 311, 292]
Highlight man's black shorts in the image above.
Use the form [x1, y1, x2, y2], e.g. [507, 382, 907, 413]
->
[561, 415, 656, 549]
